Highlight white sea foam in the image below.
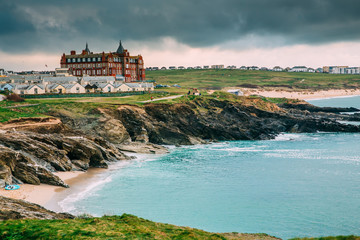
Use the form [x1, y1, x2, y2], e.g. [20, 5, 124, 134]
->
[58, 175, 113, 213]
[58, 153, 161, 213]
[273, 133, 305, 141]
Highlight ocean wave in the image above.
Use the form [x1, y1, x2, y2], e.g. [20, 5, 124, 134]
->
[58, 175, 113, 213]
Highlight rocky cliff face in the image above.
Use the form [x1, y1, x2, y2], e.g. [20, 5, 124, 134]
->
[1, 97, 359, 188]
[0, 128, 129, 187]
[0, 196, 74, 220]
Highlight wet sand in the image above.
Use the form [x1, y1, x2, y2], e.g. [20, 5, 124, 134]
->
[242, 88, 360, 100]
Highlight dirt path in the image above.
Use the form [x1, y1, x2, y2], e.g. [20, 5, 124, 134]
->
[141, 94, 183, 103]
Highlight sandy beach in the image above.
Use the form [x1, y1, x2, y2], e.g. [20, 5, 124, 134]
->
[0, 170, 105, 208]
[241, 88, 360, 100]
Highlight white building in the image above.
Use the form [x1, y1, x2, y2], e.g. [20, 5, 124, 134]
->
[289, 66, 308, 72]
[346, 67, 360, 74]
[13, 84, 46, 95]
[81, 76, 116, 85]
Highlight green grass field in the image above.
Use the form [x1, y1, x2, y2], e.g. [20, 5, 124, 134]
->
[0, 214, 357, 240]
[146, 69, 360, 90]
[0, 214, 276, 240]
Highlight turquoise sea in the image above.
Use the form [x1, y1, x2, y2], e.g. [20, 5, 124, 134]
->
[58, 96, 360, 239]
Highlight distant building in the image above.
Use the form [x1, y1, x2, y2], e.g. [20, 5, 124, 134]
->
[316, 68, 323, 73]
[227, 65, 237, 69]
[289, 66, 308, 72]
[169, 66, 177, 70]
[178, 66, 185, 70]
[160, 67, 167, 70]
[346, 67, 360, 74]
[272, 66, 283, 72]
[323, 66, 349, 73]
[55, 68, 71, 77]
[307, 68, 315, 73]
[203, 66, 209, 69]
[60, 41, 145, 82]
[239, 66, 247, 70]
[211, 65, 224, 69]
[248, 66, 260, 70]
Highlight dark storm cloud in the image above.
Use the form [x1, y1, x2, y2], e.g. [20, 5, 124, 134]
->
[1, 0, 360, 53]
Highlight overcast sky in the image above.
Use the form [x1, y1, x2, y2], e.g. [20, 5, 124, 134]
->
[1, 0, 360, 71]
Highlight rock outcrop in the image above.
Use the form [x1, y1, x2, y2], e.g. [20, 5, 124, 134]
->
[0, 130, 129, 187]
[1, 97, 359, 188]
[0, 196, 74, 220]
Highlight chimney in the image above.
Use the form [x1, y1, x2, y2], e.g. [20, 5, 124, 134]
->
[71, 50, 76, 55]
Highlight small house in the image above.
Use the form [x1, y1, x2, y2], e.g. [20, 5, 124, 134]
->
[62, 83, 86, 93]
[95, 83, 115, 93]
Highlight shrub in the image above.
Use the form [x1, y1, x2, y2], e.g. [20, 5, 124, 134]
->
[6, 93, 25, 102]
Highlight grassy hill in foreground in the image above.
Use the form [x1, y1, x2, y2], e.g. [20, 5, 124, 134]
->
[146, 69, 360, 90]
[0, 214, 358, 240]
[0, 214, 278, 240]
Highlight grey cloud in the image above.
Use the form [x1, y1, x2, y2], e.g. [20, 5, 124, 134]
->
[1, 0, 360, 53]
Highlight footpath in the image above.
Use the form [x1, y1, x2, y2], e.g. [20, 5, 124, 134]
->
[141, 95, 183, 103]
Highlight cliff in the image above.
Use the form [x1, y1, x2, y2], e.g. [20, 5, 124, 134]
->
[0, 196, 74, 220]
[0, 97, 359, 188]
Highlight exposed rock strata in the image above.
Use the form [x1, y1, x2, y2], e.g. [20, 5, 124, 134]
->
[1, 98, 359, 188]
[0, 130, 129, 187]
[0, 196, 74, 220]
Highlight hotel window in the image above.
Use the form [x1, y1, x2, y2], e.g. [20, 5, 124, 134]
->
[82, 58, 86, 62]
[67, 59, 71, 63]
[77, 58, 81, 62]
[93, 57, 96, 62]
[72, 59, 76, 63]
[97, 57, 101, 61]
[87, 58, 91, 62]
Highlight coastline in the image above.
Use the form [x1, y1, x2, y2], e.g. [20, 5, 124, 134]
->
[0, 170, 105, 209]
[241, 88, 360, 100]
[0, 153, 161, 214]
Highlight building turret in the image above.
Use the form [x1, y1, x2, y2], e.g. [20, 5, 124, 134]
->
[116, 40, 125, 54]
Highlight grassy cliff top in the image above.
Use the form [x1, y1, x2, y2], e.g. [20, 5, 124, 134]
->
[0, 214, 278, 240]
[146, 69, 360, 90]
[0, 91, 296, 123]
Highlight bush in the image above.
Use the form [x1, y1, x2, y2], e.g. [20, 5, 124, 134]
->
[6, 93, 25, 102]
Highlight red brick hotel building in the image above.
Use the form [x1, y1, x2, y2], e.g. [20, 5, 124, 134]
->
[60, 41, 145, 82]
